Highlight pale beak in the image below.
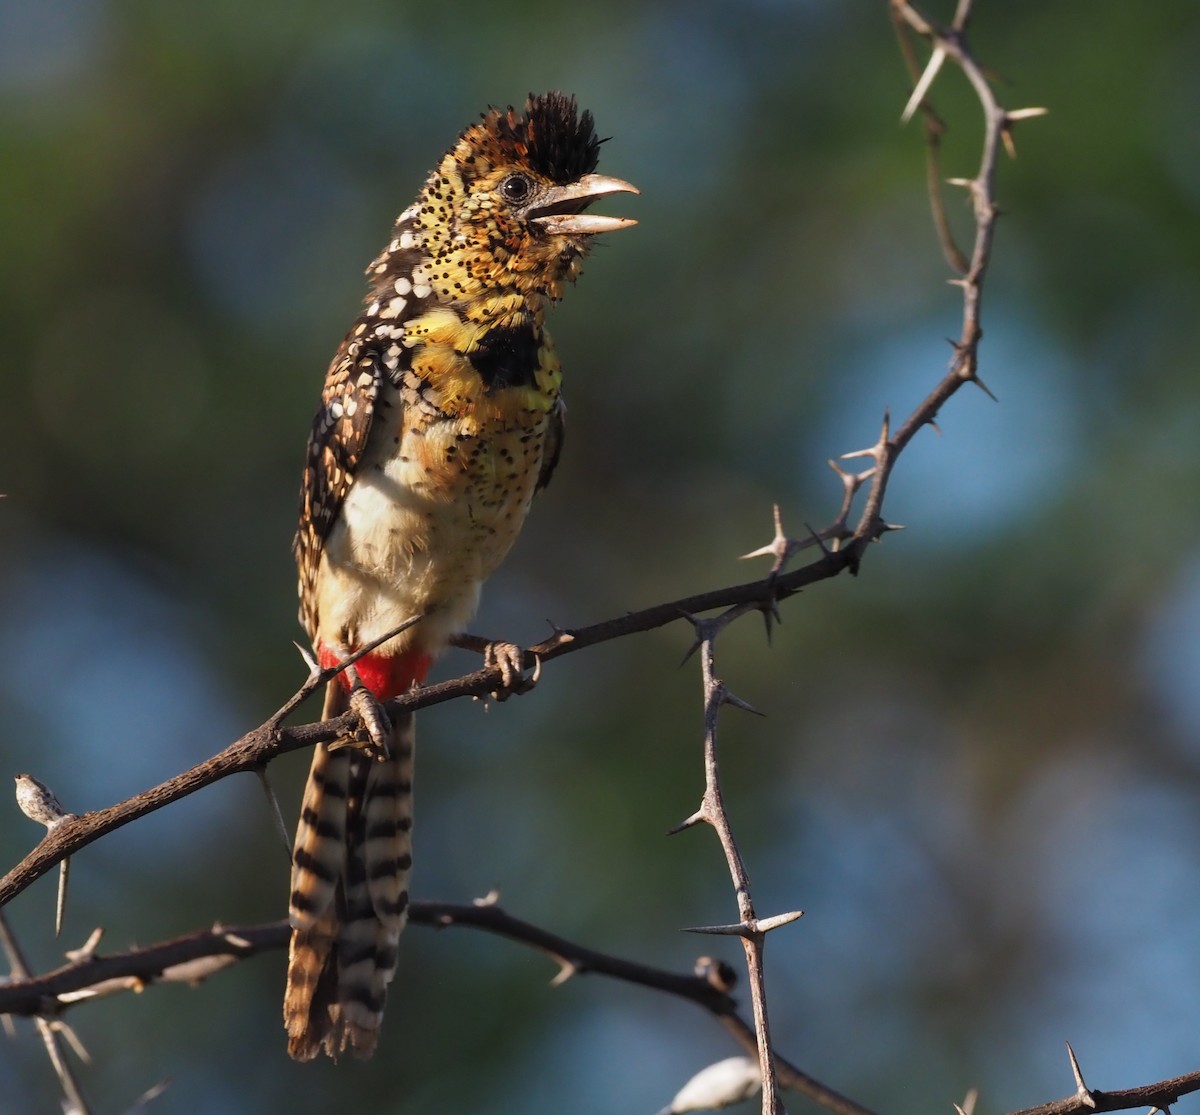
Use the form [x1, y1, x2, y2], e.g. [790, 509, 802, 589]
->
[529, 174, 639, 235]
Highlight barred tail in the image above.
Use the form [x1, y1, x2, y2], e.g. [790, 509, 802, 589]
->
[284, 681, 415, 1061]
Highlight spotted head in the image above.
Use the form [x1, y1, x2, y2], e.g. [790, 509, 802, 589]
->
[409, 92, 638, 302]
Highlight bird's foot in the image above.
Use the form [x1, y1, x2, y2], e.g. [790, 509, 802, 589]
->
[327, 674, 393, 760]
[482, 641, 540, 701]
[449, 633, 541, 701]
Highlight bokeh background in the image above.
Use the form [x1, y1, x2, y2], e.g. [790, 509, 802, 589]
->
[3, 1, 1200, 1112]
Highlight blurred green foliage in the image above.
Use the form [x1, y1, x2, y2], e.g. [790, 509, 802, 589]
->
[3, 1, 1200, 1112]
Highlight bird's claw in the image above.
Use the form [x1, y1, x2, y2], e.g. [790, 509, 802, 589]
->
[331, 679, 392, 759]
[483, 642, 539, 701]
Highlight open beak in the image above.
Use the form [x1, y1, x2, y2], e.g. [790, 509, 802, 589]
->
[529, 174, 639, 235]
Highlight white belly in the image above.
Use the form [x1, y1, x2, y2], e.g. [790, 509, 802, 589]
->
[313, 424, 541, 657]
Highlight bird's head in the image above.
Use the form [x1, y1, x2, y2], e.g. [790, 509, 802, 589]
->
[416, 92, 638, 300]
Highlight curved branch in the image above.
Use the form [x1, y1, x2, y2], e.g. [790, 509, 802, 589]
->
[0, 901, 874, 1115]
[6, 902, 1196, 1115]
[0, 551, 849, 910]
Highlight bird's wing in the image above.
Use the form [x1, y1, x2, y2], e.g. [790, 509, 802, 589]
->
[294, 337, 383, 635]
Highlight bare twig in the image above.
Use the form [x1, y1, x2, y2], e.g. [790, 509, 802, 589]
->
[1005, 1066, 1200, 1115]
[0, 903, 876, 1115]
[674, 608, 806, 1115]
[891, 5, 970, 273]
[6, 902, 1195, 1115]
[0, 911, 92, 1114]
[836, 0, 1047, 565]
[0, 556, 858, 910]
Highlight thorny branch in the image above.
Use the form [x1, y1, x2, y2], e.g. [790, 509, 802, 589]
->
[5, 905, 1199, 1115]
[0, 912, 92, 1115]
[671, 606, 804, 1115]
[0, 560, 852, 910]
[0, 904, 874, 1115]
[840, 0, 1044, 562]
[610, 2, 1051, 1111]
[7, 7, 1181, 1115]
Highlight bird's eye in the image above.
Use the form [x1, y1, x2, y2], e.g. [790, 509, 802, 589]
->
[499, 174, 533, 204]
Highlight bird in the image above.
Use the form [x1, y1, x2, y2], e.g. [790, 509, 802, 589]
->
[283, 91, 637, 1061]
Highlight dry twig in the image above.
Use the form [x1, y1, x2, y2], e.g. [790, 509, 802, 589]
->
[672, 607, 803, 1115]
[0, 903, 875, 1115]
[0, 912, 92, 1114]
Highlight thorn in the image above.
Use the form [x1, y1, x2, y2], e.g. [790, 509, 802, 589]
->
[740, 505, 784, 561]
[959, 1087, 979, 1115]
[901, 45, 947, 123]
[947, 176, 973, 189]
[55, 858, 69, 938]
[667, 809, 706, 836]
[971, 374, 998, 402]
[758, 599, 781, 645]
[677, 609, 707, 665]
[678, 634, 704, 667]
[740, 505, 796, 631]
[1001, 125, 1018, 159]
[803, 522, 831, 557]
[755, 909, 805, 932]
[681, 921, 753, 938]
[1006, 106, 1049, 122]
[539, 621, 576, 652]
[740, 503, 797, 579]
[549, 958, 577, 987]
[129, 1078, 172, 1109]
[771, 500, 785, 535]
[1066, 1041, 1096, 1107]
[256, 769, 292, 859]
[293, 640, 319, 675]
[50, 1018, 92, 1064]
[65, 926, 104, 963]
[721, 690, 765, 717]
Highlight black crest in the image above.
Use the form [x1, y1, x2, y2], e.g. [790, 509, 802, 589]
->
[504, 92, 602, 184]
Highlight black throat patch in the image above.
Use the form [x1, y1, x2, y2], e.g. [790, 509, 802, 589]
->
[468, 321, 542, 390]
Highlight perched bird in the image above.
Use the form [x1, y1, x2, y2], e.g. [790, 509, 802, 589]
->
[284, 92, 637, 1061]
